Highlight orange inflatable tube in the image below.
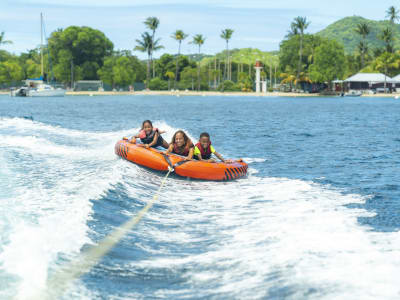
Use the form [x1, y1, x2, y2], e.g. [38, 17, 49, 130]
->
[115, 139, 248, 181]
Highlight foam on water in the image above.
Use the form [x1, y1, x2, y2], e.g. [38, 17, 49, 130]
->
[0, 118, 133, 299]
[119, 175, 400, 299]
[2, 117, 400, 299]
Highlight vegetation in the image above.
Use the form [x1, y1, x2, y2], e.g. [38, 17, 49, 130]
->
[191, 34, 206, 91]
[291, 17, 310, 87]
[220, 29, 234, 81]
[3, 6, 400, 92]
[317, 16, 400, 54]
[355, 22, 370, 68]
[171, 29, 188, 89]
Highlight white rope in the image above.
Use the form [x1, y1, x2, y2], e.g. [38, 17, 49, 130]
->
[35, 167, 174, 299]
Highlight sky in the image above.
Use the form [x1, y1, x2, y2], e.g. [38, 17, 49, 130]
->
[0, 0, 398, 58]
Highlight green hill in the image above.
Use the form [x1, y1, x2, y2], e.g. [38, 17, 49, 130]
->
[316, 16, 400, 54]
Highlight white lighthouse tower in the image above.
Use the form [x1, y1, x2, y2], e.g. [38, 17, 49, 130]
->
[254, 60, 262, 93]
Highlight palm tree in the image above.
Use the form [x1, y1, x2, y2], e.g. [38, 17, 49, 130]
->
[144, 17, 160, 78]
[375, 52, 397, 93]
[0, 31, 12, 47]
[135, 32, 163, 89]
[171, 29, 188, 89]
[355, 22, 370, 68]
[286, 23, 298, 38]
[165, 71, 175, 90]
[380, 27, 394, 53]
[292, 17, 310, 90]
[386, 6, 399, 24]
[220, 29, 234, 81]
[191, 34, 206, 91]
[357, 41, 369, 69]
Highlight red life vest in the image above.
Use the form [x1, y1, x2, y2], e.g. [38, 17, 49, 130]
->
[172, 140, 193, 156]
[195, 142, 212, 159]
[139, 128, 158, 144]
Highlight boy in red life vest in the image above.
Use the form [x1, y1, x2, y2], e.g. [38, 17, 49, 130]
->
[165, 130, 194, 160]
[130, 120, 168, 149]
[193, 132, 233, 163]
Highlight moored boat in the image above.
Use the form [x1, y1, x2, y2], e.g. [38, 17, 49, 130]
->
[115, 139, 248, 181]
[10, 80, 66, 97]
[343, 90, 362, 97]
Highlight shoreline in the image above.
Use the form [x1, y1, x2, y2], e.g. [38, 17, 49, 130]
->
[1, 90, 399, 97]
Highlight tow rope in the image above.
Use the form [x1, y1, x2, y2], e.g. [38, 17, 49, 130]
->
[36, 166, 174, 299]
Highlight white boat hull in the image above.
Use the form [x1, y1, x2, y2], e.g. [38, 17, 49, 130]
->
[10, 85, 66, 97]
[28, 88, 66, 97]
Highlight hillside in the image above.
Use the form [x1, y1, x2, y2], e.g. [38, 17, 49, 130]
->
[317, 16, 400, 54]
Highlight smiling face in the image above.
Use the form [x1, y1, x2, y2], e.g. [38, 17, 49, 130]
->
[199, 136, 210, 149]
[142, 122, 153, 135]
[175, 132, 185, 147]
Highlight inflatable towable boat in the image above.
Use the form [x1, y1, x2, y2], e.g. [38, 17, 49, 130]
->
[115, 139, 248, 181]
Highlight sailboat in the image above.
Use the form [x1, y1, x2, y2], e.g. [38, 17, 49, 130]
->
[11, 13, 66, 97]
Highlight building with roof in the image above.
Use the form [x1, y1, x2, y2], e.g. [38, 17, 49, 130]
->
[343, 73, 396, 92]
[391, 74, 400, 91]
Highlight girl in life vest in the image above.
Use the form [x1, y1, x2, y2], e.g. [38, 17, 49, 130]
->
[193, 132, 233, 163]
[165, 130, 194, 160]
[131, 120, 169, 149]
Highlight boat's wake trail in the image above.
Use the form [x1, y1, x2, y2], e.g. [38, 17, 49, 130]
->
[0, 117, 135, 299]
[1, 118, 399, 300]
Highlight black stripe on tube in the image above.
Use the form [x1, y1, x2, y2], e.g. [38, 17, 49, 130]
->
[231, 168, 238, 178]
[237, 167, 243, 176]
[232, 168, 239, 178]
[226, 168, 234, 180]
[123, 145, 128, 158]
[224, 171, 229, 181]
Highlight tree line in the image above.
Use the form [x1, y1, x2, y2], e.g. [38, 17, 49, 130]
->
[1, 6, 400, 92]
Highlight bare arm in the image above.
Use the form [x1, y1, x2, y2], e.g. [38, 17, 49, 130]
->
[129, 133, 140, 143]
[185, 147, 194, 160]
[197, 152, 203, 161]
[165, 144, 173, 155]
[213, 151, 225, 162]
[213, 151, 233, 163]
[146, 131, 159, 148]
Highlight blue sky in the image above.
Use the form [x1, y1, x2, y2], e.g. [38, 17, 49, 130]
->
[0, 0, 398, 58]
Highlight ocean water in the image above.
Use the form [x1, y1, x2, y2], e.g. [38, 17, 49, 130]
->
[0, 94, 399, 299]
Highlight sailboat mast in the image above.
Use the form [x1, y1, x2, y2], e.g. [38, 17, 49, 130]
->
[40, 12, 44, 78]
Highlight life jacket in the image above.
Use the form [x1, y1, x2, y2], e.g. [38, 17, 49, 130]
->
[139, 128, 158, 144]
[172, 140, 193, 156]
[195, 142, 212, 159]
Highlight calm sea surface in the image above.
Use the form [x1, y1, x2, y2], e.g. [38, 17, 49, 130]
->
[0, 94, 399, 299]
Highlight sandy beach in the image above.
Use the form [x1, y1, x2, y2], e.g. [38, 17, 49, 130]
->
[1, 90, 400, 97]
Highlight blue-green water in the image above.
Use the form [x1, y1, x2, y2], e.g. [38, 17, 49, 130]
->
[0, 94, 399, 299]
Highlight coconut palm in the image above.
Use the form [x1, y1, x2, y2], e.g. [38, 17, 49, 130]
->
[190, 34, 206, 91]
[380, 27, 394, 53]
[292, 16, 310, 90]
[386, 6, 399, 24]
[0, 31, 12, 47]
[135, 32, 163, 89]
[355, 22, 371, 68]
[375, 52, 398, 93]
[171, 29, 188, 89]
[144, 17, 160, 78]
[165, 71, 175, 90]
[286, 23, 298, 38]
[357, 41, 369, 69]
[220, 29, 234, 80]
